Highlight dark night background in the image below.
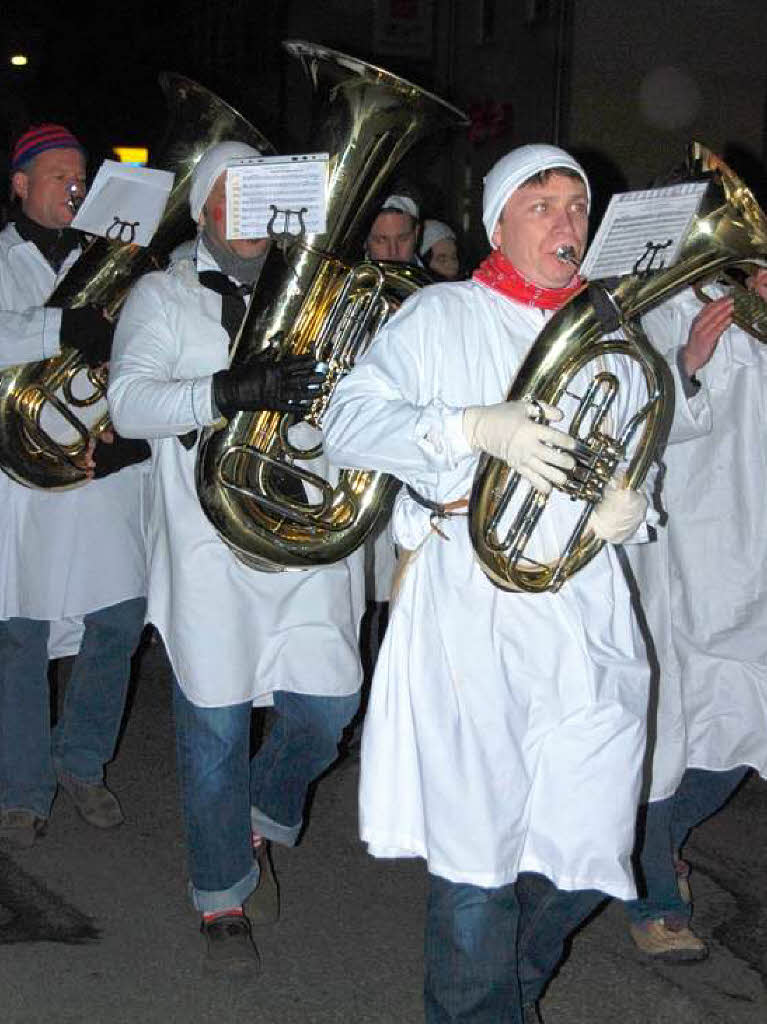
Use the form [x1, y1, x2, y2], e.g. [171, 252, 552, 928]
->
[2, 1, 766, 263]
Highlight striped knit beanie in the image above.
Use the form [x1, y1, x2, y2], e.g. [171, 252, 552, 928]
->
[11, 123, 85, 172]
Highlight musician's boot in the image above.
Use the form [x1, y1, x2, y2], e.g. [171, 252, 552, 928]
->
[57, 772, 124, 829]
[242, 837, 280, 925]
[201, 910, 261, 974]
[629, 916, 708, 961]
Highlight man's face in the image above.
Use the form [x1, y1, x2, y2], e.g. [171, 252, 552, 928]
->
[201, 173, 269, 260]
[747, 267, 767, 302]
[367, 211, 418, 262]
[12, 148, 86, 230]
[491, 172, 589, 289]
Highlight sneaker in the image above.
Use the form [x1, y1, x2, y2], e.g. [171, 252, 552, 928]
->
[201, 914, 261, 974]
[57, 774, 124, 829]
[242, 841, 280, 926]
[0, 808, 46, 849]
[629, 917, 708, 961]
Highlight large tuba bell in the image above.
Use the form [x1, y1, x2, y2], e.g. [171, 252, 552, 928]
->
[0, 74, 272, 490]
[195, 40, 468, 570]
[469, 142, 767, 593]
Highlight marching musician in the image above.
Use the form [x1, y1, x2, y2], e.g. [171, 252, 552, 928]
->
[622, 264, 767, 960]
[323, 144, 654, 1023]
[364, 190, 422, 264]
[419, 218, 463, 281]
[108, 141, 364, 973]
[0, 124, 149, 849]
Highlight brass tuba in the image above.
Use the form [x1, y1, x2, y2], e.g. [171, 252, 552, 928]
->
[0, 74, 272, 490]
[469, 142, 767, 593]
[195, 40, 468, 570]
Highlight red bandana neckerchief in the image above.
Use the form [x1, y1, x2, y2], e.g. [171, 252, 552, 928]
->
[472, 249, 583, 311]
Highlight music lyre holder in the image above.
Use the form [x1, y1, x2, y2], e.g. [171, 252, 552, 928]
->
[633, 238, 674, 277]
[267, 204, 309, 257]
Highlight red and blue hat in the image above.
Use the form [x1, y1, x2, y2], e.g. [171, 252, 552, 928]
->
[11, 123, 85, 172]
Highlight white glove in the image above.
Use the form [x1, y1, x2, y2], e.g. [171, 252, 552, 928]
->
[590, 480, 647, 544]
[462, 400, 577, 495]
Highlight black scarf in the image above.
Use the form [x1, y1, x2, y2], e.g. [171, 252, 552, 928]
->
[176, 270, 252, 451]
[197, 270, 252, 349]
[14, 210, 81, 273]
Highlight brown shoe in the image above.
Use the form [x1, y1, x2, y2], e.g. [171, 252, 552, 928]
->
[674, 854, 692, 904]
[201, 914, 261, 974]
[242, 841, 280, 926]
[0, 808, 46, 849]
[57, 774, 124, 829]
[629, 917, 708, 961]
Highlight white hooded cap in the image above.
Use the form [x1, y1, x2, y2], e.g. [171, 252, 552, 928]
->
[420, 219, 456, 256]
[378, 193, 419, 220]
[189, 140, 262, 223]
[482, 144, 591, 244]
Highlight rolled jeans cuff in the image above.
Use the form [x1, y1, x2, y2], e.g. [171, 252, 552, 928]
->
[251, 804, 301, 847]
[190, 860, 260, 914]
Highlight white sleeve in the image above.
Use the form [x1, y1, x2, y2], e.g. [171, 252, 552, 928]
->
[643, 301, 713, 445]
[0, 306, 62, 369]
[322, 293, 474, 487]
[108, 276, 217, 439]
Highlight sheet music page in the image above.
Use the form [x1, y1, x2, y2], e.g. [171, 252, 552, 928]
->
[580, 182, 709, 280]
[71, 160, 174, 247]
[226, 154, 329, 239]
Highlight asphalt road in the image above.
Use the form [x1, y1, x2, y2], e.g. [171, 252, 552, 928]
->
[2, 639, 766, 1024]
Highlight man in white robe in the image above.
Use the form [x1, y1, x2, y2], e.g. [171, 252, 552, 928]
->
[108, 141, 364, 973]
[0, 124, 149, 850]
[323, 144, 654, 1023]
[623, 265, 767, 959]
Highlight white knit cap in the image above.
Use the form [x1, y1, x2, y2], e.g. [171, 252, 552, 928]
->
[420, 219, 456, 256]
[378, 193, 419, 220]
[189, 140, 262, 223]
[482, 144, 591, 244]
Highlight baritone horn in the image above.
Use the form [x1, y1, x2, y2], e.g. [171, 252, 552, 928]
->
[693, 264, 767, 341]
[469, 142, 767, 594]
[195, 40, 469, 571]
[0, 74, 273, 490]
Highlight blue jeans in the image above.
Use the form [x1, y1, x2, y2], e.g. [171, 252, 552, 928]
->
[624, 766, 750, 925]
[424, 873, 603, 1022]
[0, 598, 146, 818]
[172, 680, 359, 913]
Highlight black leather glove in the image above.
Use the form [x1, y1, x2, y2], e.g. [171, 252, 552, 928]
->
[92, 434, 151, 479]
[212, 353, 326, 418]
[60, 306, 114, 367]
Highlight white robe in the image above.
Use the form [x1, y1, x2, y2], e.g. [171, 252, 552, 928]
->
[323, 279, 653, 897]
[628, 288, 767, 800]
[108, 246, 364, 708]
[0, 224, 147, 654]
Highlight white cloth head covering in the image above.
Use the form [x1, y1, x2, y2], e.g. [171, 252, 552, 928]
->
[189, 140, 262, 223]
[378, 193, 419, 220]
[482, 144, 591, 244]
[420, 219, 456, 256]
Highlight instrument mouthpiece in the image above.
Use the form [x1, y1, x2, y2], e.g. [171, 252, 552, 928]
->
[555, 245, 580, 267]
[67, 184, 84, 215]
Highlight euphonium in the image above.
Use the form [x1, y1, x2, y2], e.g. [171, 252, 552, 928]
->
[195, 40, 468, 570]
[469, 142, 767, 593]
[0, 74, 272, 490]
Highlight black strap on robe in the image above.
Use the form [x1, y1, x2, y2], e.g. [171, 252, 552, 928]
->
[177, 270, 252, 450]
